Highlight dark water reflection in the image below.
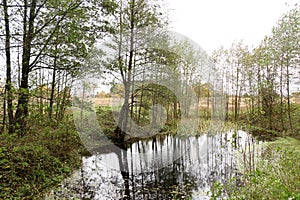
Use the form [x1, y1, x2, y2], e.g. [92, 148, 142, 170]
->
[46, 131, 262, 199]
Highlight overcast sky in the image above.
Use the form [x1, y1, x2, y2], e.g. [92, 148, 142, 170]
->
[165, 0, 298, 54]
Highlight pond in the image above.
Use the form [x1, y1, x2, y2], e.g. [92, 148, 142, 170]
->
[45, 130, 262, 199]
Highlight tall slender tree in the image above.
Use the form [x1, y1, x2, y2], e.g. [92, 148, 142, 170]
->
[2, 0, 14, 133]
[0, 0, 116, 135]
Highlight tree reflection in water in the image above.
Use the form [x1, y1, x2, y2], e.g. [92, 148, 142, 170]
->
[46, 131, 262, 199]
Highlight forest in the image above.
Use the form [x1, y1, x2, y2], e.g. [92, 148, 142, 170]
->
[0, 0, 299, 199]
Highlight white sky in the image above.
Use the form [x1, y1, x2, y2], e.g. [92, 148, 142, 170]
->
[165, 0, 299, 54]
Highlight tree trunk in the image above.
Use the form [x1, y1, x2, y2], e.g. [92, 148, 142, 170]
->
[280, 61, 284, 130]
[225, 95, 229, 120]
[49, 48, 58, 119]
[3, 0, 14, 134]
[2, 87, 6, 133]
[257, 64, 261, 126]
[286, 59, 292, 130]
[58, 72, 69, 123]
[15, 0, 37, 135]
[234, 65, 239, 121]
[115, 0, 135, 146]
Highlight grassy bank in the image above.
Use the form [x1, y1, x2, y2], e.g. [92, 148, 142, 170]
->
[0, 118, 88, 199]
[226, 103, 300, 140]
[211, 137, 300, 199]
[211, 109, 300, 199]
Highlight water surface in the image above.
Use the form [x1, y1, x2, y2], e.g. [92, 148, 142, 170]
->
[46, 130, 262, 199]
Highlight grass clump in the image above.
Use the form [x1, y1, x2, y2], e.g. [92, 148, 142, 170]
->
[211, 137, 300, 199]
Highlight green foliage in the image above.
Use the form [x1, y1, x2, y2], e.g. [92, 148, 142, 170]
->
[0, 120, 86, 199]
[131, 83, 179, 125]
[211, 137, 300, 199]
[212, 4, 300, 139]
[234, 102, 300, 139]
[96, 106, 118, 135]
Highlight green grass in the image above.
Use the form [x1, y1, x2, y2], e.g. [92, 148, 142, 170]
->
[211, 137, 300, 199]
[228, 103, 300, 140]
[0, 117, 88, 199]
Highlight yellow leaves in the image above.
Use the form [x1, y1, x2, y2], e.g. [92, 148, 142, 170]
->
[3, 164, 10, 169]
